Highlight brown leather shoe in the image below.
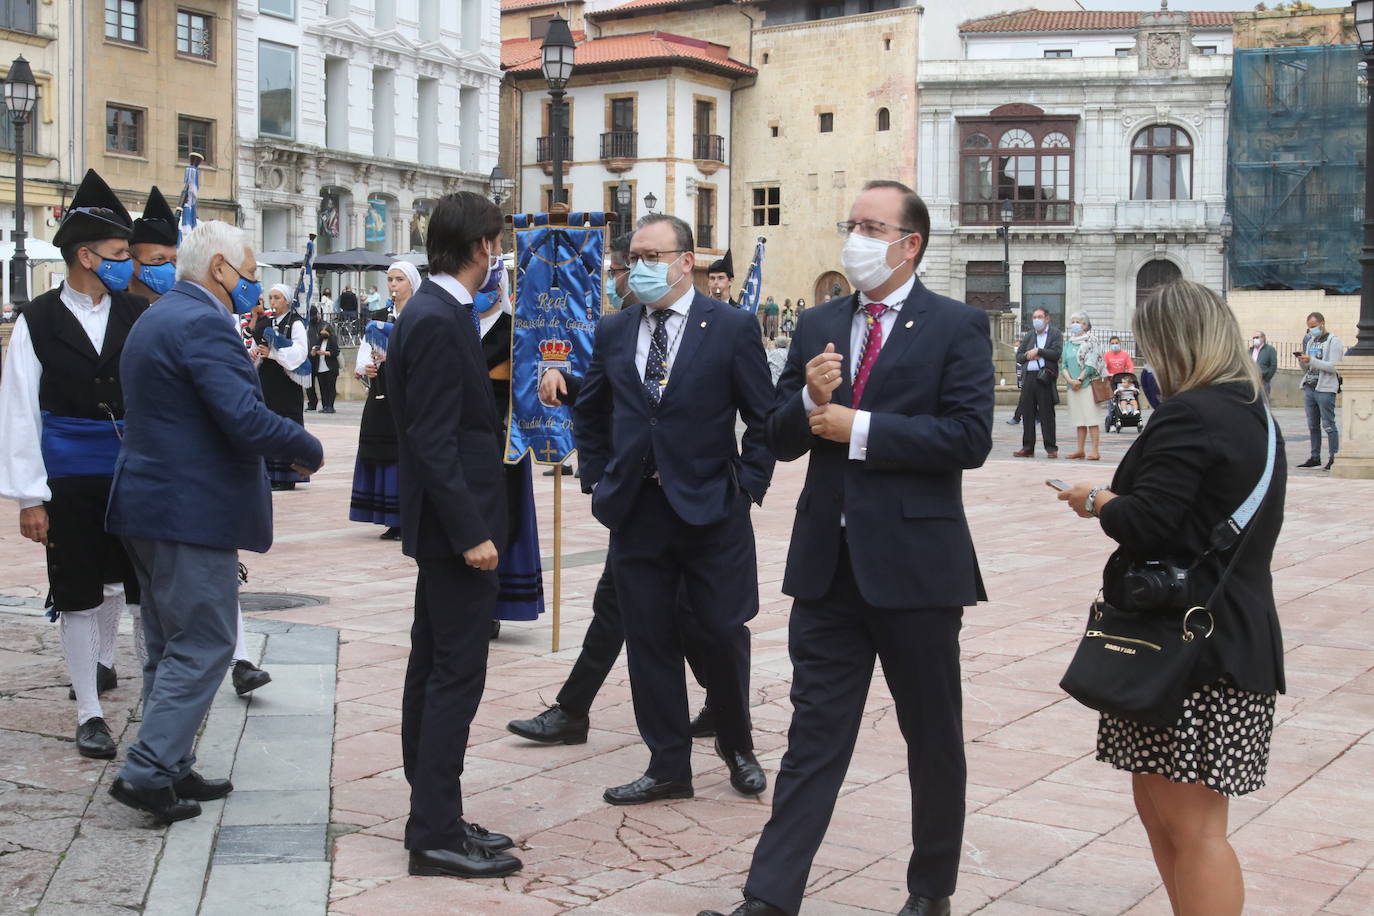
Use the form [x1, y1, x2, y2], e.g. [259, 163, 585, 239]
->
[1046, 450, 1059, 459]
[1012, 449, 1035, 458]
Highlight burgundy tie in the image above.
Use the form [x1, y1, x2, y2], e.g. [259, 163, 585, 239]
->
[850, 303, 888, 406]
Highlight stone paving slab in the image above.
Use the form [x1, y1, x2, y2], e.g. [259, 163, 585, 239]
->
[3, 402, 1371, 914]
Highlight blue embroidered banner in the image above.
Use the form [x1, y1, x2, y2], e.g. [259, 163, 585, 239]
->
[507, 212, 607, 466]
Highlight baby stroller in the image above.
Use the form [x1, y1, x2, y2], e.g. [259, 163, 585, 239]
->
[1105, 371, 1144, 433]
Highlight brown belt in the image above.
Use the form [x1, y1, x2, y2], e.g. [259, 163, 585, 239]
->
[489, 361, 511, 381]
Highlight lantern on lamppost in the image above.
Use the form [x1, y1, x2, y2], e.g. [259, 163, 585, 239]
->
[4, 55, 38, 313]
[540, 17, 576, 209]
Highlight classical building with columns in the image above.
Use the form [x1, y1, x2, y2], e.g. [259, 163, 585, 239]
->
[917, 7, 1234, 334]
[236, 0, 502, 264]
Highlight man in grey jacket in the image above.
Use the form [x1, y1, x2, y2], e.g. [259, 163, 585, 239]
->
[1297, 311, 1342, 470]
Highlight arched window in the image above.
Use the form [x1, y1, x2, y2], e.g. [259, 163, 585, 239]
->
[1136, 259, 1182, 308]
[876, 107, 890, 131]
[958, 116, 1075, 226]
[1131, 126, 1193, 200]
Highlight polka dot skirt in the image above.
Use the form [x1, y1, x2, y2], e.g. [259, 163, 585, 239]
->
[1095, 679, 1277, 797]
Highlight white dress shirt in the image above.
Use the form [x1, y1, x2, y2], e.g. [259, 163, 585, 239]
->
[0, 285, 113, 508]
[1025, 329, 1049, 372]
[801, 274, 915, 462]
[634, 285, 695, 382]
[429, 272, 474, 306]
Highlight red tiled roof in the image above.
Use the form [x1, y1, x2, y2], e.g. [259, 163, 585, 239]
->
[959, 9, 1236, 34]
[586, 0, 704, 19]
[503, 31, 754, 76]
[500, 0, 573, 11]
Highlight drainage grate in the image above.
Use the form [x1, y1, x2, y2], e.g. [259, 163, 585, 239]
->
[238, 592, 328, 613]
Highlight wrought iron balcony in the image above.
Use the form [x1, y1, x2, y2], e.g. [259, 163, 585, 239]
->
[693, 133, 725, 162]
[600, 131, 638, 160]
[536, 134, 574, 163]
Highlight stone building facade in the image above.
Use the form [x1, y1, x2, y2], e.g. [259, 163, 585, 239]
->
[236, 0, 502, 267]
[917, 8, 1234, 334]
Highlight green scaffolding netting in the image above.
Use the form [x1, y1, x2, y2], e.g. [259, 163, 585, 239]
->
[1227, 44, 1365, 293]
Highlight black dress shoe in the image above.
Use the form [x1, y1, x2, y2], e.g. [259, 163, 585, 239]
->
[715, 739, 766, 796]
[490, 619, 501, 640]
[1298, 457, 1322, 468]
[76, 717, 116, 759]
[174, 770, 234, 801]
[898, 895, 951, 916]
[70, 663, 118, 699]
[689, 704, 717, 738]
[232, 659, 272, 696]
[408, 844, 522, 878]
[379, 526, 402, 540]
[1325, 456, 1336, 471]
[464, 821, 514, 852]
[109, 777, 202, 823]
[603, 774, 694, 806]
[507, 705, 589, 745]
[697, 898, 788, 916]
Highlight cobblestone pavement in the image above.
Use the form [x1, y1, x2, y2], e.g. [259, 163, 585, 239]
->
[1, 402, 1370, 915]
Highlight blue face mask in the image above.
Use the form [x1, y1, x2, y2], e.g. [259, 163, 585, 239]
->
[1109, 343, 1122, 352]
[1031, 317, 1045, 332]
[1308, 325, 1323, 337]
[478, 250, 503, 294]
[219, 263, 263, 315]
[95, 256, 135, 292]
[628, 255, 681, 305]
[137, 261, 177, 296]
[1070, 322, 1084, 335]
[606, 281, 623, 310]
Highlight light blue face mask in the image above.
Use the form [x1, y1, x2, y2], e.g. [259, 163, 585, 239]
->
[606, 281, 623, 310]
[1069, 322, 1084, 335]
[1109, 343, 1122, 352]
[1031, 317, 1045, 332]
[628, 254, 682, 305]
[137, 261, 177, 296]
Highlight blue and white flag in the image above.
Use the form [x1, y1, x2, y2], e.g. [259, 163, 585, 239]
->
[294, 234, 316, 315]
[741, 237, 766, 315]
[178, 161, 199, 242]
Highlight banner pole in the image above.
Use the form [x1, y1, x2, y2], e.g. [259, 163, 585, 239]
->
[552, 467, 562, 653]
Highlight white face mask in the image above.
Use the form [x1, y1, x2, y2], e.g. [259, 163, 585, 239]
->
[1251, 338, 1261, 348]
[840, 232, 910, 293]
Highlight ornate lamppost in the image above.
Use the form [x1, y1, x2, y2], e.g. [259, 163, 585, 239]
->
[541, 17, 575, 209]
[615, 179, 631, 225]
[996, 197, 1014, 313]
[489, 164, 514, 206]
[643, 191, 658, 214]
[4, 56, 37, 314]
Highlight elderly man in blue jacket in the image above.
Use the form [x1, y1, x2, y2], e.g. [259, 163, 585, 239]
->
[105, 221, 323, 823]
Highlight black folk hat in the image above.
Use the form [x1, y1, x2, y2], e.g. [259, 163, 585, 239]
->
[707, 250, 734, 278]
[53, 169, 134, 248]
[132, 186, 179, 247]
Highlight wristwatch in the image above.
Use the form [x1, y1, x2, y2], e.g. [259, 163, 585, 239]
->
[1085, 487, 1103, 517]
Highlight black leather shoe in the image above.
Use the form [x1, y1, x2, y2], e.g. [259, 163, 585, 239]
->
[689, 705, 717, 738]
[69, 663, 118, 700]
[507, 705, 589, 745]
[490, 620, 501, 640]
[408, 844, 522, 878]
[1325, 456, 1336, 471]
[174, 770, 234, 801]
[464, 821, 514, 852]
[1298, 457, 1322, 468]
[697, 898, 788, 916]
[379, 526, 402, 540]
[109, 777, 202, 822]
[715, 739, 766, 796]
[232, 660, 272, 696]
[603, 774, 694, 806]
[898, 895, 951, 916]
[76, 717, 116, 759]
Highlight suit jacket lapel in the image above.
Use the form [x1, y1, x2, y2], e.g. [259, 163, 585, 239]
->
[857, 278, 929, 407]
[830, 295, 858, 409]
[620, 303, 647, 392]
[660, 294, 712, 405]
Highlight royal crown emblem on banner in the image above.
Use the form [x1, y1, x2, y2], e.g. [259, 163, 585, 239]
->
[538, 338, 574, 371]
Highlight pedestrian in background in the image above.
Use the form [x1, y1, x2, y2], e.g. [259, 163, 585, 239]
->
[1104, 334, 1134, 378]
[1250, 331, 1277, 399]
[312, 309, 340, 414]
[1012, 307, 1061, 458]
[1061, 311, 1104, 461]
[1297, 312, 1341, 470]
[1056, 280, 1285, 916]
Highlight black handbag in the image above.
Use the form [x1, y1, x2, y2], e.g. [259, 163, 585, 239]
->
[1059, 409, 1275, 728]
[1037, 367, 1057, 385]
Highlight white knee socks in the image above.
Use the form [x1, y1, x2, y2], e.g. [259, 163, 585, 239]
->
[96, 584, 124, 669]
[233, 602, 248, 664]
[60, 608, 102, 725]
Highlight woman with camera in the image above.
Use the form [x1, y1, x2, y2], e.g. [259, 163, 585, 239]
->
[1056, 281, 1286, 916]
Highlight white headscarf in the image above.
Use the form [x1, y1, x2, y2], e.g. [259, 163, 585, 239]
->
[268, 283, 296, 313]
[388, 261, 423, 312]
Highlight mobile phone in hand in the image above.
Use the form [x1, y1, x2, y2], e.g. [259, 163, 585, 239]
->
[1293, 351, 1304, 358]
[1046, 479, 1069, 492]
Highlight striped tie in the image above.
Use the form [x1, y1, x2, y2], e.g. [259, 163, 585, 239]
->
[850, 303, 888, 406]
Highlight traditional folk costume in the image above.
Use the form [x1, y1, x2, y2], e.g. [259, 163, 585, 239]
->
[251, 285, 311, 490]
[348, 261, 418, 534]
[477, 284, 545, 627]
[0, 170, 147, 757]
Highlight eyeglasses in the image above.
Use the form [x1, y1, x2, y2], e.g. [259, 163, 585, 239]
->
[626, 249, 686, 267]
[836, 220, 916, 238]
[607, 265, 630, 277]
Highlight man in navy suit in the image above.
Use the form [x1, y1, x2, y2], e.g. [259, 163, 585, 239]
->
[385, 192, 521, 879]
[106, 221, 323, 823]
[574, 214, 776, 805]
[701, 182, 994, 916]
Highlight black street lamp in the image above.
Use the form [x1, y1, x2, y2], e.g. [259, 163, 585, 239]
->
[540, 17, 575, 209]
[1352, 0, 1374, 354]
[4, 56, 37, 314]
[489, 164, 514, 206]
[996, 197, 1014, 312]
[643, 191, 658, 214]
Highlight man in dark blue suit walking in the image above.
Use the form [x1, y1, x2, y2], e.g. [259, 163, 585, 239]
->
[385, 192, 522, 879]
[574, 214, 776, 805]
[106, 221, 323, 823]
[702, 182, 994, 916]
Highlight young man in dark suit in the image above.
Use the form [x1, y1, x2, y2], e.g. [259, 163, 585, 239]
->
[1012, 306, 1062, 459]
[386, 192, 521, 879]
[701, 181, 994, 916]
[574, 214, 776, 806]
